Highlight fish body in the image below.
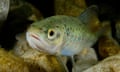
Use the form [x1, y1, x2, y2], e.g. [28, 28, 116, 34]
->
[26, 16, 97, 56]
[26, 6, 102, 56]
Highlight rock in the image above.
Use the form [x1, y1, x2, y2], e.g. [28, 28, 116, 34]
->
[10, 0, 43, 21]
[115, 20, 120, 43]
[0, 0, 43, 50]
[98, 21, 120, 59]
[0, 0, 10, 28]
[13, 33, 67, 72]
[72, 48, 98, 72]
[83, 53, 120, 72]
[0, 48, 29, 72]
[98, 36, 120, 59]
[54, 0, 87, 16]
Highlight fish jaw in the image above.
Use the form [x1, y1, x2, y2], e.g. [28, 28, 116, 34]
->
[26, 32, 58, 54]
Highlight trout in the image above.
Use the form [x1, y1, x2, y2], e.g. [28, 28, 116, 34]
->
[26, 6, 103, 56]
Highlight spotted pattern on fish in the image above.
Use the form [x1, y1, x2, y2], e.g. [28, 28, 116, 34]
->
[26, 15, 98, 56]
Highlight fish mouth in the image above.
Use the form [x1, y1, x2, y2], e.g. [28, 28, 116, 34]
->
[26, 32, 57, 54]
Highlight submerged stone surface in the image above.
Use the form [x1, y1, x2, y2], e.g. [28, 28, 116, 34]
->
[83, 53, 120, 72]
[54, 0, 87, 16]
[72, 48, 98, 72]
[0, 0, 9, 28]
[0, 48, 29, 72]
[98, 36, 120, 59]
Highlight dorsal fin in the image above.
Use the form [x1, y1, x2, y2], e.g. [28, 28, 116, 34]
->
[79, 5, 101, 33]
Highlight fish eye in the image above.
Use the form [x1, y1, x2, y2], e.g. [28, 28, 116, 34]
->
[48, 29, 56, 39]
[49, 30, 54, 36]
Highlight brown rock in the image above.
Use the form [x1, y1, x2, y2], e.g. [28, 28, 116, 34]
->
[0, 48, 29, 72]
[115, 20, 120, 43]
[10, 0, 43, 21]
[83, 53, 120, 72]
[97, 21, 120, 59]
[54, 0, 87, 16]
[98, 36, 120, 59]
[72, 48, 98, 72]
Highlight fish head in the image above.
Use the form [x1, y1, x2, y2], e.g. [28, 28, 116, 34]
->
[26, 19, 64, 54]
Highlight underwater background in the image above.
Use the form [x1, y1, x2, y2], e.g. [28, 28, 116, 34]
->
[0, 0, 120, 72]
